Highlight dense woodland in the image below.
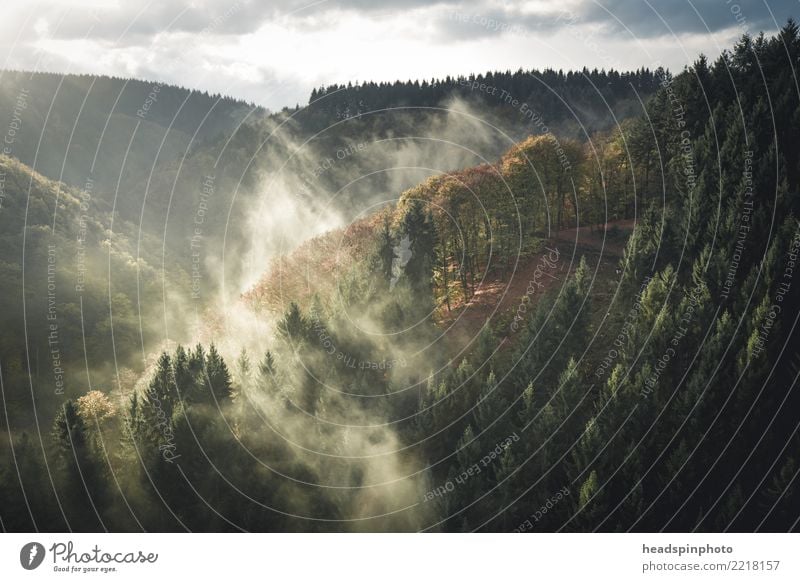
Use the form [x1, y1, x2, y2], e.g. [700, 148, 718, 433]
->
[302, 67, 660, 136]
[2, 24, 800, 531]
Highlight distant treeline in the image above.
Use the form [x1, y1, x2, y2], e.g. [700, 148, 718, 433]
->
[301, 67, 661, 136]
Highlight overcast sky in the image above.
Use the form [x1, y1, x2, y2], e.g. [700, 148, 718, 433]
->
[1, 0, 796, 110]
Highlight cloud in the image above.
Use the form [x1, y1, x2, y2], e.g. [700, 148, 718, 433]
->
[27, 0, 474, 43]
[432, 6, 569, 42]
[579, 0, 797, 38]
[431, 0, 797, 43]
[1, 0, 796, 112]
[37, 1, 275, 43]
[12, 0, 799, 48]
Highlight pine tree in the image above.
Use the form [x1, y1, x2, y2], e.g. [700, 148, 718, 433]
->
[402, 200, 436, 296]
[473, 370, 509, 442]
[376, 214, 396, 286]
[205, 343, 233, 405]
[258, 350, 277, 390]
[51, 400, 107, 531]
[173, 345, 192, 401]
[236, 348, 252, 391]
[277, 302, 308, 343]
[144, 352, 177, 419]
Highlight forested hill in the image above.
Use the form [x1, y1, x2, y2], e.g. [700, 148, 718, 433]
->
[0, 63, 663, 328]
[0, 154, 186, 426]
[296, 67, 660, 137]
[0, 63, 663, 436]
[238, 25, 800, 532]
[3, 24, 800, 533]
[0, 70, 261, 195]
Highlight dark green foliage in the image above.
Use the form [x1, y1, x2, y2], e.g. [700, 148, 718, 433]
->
[51, 401, 108, 531]
[402, 199, 437, 296]
[205, 344, 233, 405]
[2, 25, 800, 533]
[303, 67, 660, 138]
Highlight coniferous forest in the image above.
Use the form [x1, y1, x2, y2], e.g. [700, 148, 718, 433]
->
[1, 21, 800, 533]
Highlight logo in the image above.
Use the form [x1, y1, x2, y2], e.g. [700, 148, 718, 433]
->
[20, 542, 45, 570]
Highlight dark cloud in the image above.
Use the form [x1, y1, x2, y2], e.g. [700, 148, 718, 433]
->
[432, 0, 797, 43]
[579, 0, 797, 38]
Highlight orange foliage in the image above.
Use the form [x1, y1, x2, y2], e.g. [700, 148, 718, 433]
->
[242, 213, 384, 314]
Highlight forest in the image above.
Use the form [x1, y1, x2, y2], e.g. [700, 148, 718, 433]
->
[1, 23, 800, 532]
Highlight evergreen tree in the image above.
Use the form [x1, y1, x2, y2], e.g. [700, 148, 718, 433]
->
[402, 200, 437, 296]
[206, 344, 233, 405]
[51, 401, 108, 531]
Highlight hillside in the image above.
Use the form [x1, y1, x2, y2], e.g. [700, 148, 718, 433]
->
[0, 71, 260, 196]
[0, 64, 663, 332]
[1, 24, 800, 534]
[230, 25, 800, 532]
[0, 154, 187, 422]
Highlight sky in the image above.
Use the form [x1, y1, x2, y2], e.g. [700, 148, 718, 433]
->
[0, 0, 797, 110]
